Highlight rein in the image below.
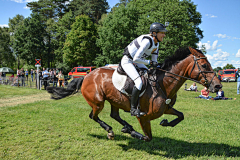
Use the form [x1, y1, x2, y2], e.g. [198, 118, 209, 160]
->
[148, 52, 217, 105]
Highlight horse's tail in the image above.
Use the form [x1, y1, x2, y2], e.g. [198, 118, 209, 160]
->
[46, 77, 84, 100]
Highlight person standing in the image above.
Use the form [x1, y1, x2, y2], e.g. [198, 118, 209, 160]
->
[120, 22, 167, 117]
[25, 69, 29, 82]
[42, 68, 50, 90]
[31, 69, 34, 82]
[20, 68, 25, 86]
[236, 68, 240, 94]
[56, 70, 64, 87]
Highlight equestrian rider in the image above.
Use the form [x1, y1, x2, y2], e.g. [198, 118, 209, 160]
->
[121, 22, 167, 117]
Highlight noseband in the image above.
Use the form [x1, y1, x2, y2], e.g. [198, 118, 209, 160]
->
[189, 55, 216, 88]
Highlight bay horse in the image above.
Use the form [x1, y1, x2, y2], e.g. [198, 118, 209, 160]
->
[48, 47, 222, 142]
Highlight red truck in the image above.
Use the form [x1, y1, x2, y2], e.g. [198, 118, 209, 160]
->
[68, 66, 96, 79]
[221, 69, 237, 82]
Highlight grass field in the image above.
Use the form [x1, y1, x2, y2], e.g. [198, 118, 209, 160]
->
[0, 81, 240, 159]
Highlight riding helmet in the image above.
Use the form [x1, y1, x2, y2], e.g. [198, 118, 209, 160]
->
[149, 22, 168, 33]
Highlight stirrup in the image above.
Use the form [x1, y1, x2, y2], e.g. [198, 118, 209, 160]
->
[130, 108, 146, 117]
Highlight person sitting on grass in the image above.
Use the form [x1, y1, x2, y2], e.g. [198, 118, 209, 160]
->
[196, 87, 213, 100]
[185, 82, 198, 91]
[213, 88, 236, 100]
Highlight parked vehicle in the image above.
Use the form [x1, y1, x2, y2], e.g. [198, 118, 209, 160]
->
[218, 70, 223, 81]
[221, 69, 237, 82]
[68, 66, 96, 79]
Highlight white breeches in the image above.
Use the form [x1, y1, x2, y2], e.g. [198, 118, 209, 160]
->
[121, 55, 143, 90]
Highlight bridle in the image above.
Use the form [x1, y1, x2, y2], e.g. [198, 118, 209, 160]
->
[189, 55, 216, 88]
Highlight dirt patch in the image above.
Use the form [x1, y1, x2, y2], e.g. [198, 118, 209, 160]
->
[0, 93, 51, 107]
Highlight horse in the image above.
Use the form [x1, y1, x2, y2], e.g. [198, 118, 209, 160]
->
[47, 47, 222, 142]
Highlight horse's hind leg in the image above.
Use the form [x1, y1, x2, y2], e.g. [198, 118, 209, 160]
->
[89, 106, 115, 140]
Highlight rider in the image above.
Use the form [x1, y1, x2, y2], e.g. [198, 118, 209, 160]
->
[121, 22, 167, 117]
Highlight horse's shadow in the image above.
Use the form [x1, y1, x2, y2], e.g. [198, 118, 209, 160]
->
[88, 134, 240, 159]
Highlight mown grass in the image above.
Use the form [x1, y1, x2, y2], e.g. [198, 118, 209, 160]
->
[0, 85, 45, 99]
[0, 81, 239, 159]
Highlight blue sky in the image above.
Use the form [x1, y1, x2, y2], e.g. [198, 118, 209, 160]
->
[0, 0, 240, 69]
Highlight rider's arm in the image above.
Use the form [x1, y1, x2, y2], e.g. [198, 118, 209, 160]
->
[132, 39, 151, 65]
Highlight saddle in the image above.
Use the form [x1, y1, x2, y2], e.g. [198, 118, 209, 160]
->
[112, 63, 148, 97]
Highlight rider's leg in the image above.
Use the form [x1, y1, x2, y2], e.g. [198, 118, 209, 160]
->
[121, 58, 146, 117]
[130, 77, 146, 117]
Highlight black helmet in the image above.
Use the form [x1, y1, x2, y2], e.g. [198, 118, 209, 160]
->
[149, 22, 167, 33]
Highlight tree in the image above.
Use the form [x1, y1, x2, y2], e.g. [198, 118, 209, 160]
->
[68, 0, 109, 23]
[95, 4, 139, 66]
[134, 0, 203, 62]
[53, 10, 75, 63]
[12, 13, 47, 67]
[0, 27, 15, 68]
[213, 66, 222, 72]
[27, 0, 69, 20]
[96, 0, 203, 65]
[223, 64, 235, 69]
[63, 15, 99, 67]
[8, 14, 25, 68]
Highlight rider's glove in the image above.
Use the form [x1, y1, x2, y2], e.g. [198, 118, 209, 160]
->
[150, 61, 158, 68]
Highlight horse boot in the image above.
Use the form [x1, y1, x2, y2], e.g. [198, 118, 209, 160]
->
[130, 86, 146, 117]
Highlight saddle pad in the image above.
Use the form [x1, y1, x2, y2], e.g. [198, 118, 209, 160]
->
[112, 69, 127, 91]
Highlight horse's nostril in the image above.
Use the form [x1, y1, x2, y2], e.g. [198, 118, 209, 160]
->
[215, 85, 222, 89]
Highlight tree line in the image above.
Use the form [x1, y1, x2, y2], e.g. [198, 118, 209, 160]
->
[0, 0, 215, 74]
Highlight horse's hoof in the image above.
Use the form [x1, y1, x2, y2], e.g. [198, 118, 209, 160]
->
[160, 119, 168, 126]
[107, 131, 114, 140]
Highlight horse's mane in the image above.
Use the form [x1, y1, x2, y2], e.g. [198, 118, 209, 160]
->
[161, 47, 203, 71]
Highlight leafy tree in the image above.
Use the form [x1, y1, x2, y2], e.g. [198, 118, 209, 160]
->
[134, 0, 203, 62]
[96, 0, 203, 65]
[68, 0, 109, 23]
[213, 67, 222, 72]
[0, 27, 15, 68]
[63, 15, 99, 67]
[95, 4, 139, 66]
[27, 0, 68, 20]
[223, 64, 235, 69]
[8, 14, 25, 68]
[12, 14, 47, 67]
[53, 10, 75, 63]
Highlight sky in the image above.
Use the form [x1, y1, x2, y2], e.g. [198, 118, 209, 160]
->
[0, 0, 240, 69]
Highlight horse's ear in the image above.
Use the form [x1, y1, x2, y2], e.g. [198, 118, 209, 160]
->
[188, 47, 198, 56]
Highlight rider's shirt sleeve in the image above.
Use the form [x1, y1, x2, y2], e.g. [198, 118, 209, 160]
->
[132, 38, 151, 65]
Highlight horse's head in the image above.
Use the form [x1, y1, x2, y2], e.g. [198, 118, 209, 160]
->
[188, 47, 222, 92]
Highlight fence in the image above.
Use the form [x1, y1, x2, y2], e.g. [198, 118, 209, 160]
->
[0, 76, 68, 89]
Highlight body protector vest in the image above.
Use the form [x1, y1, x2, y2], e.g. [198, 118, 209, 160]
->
[125, 34, 159, 65]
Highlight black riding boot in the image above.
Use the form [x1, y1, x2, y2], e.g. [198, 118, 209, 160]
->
[130, 86, 146, 117]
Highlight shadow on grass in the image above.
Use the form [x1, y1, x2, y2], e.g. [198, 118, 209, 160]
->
[88, 134, 239, 159]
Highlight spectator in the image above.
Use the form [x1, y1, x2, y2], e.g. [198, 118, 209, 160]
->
[25, 69, 29, 82]
[42, 67, 50, 90]
[185, 82, 198, 91]
[20, 68, 25, 86]
[31, 69, 34, 82]
[236, 68, 240, 94]
[196, 87, 213, 100]
[52, 69, 58, 87]
[56, 70, 64, 87]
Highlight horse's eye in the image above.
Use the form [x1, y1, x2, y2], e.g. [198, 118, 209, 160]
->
[202, 64, 207, 68]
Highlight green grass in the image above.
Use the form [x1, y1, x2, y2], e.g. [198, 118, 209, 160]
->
[0, 81, 239, 159]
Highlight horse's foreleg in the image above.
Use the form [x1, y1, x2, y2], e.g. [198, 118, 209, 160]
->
[138, 118, 152, 142]
[110, 105, 146, 141]
[110, 105, 134, 134]
[161, 107, 184, 127]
